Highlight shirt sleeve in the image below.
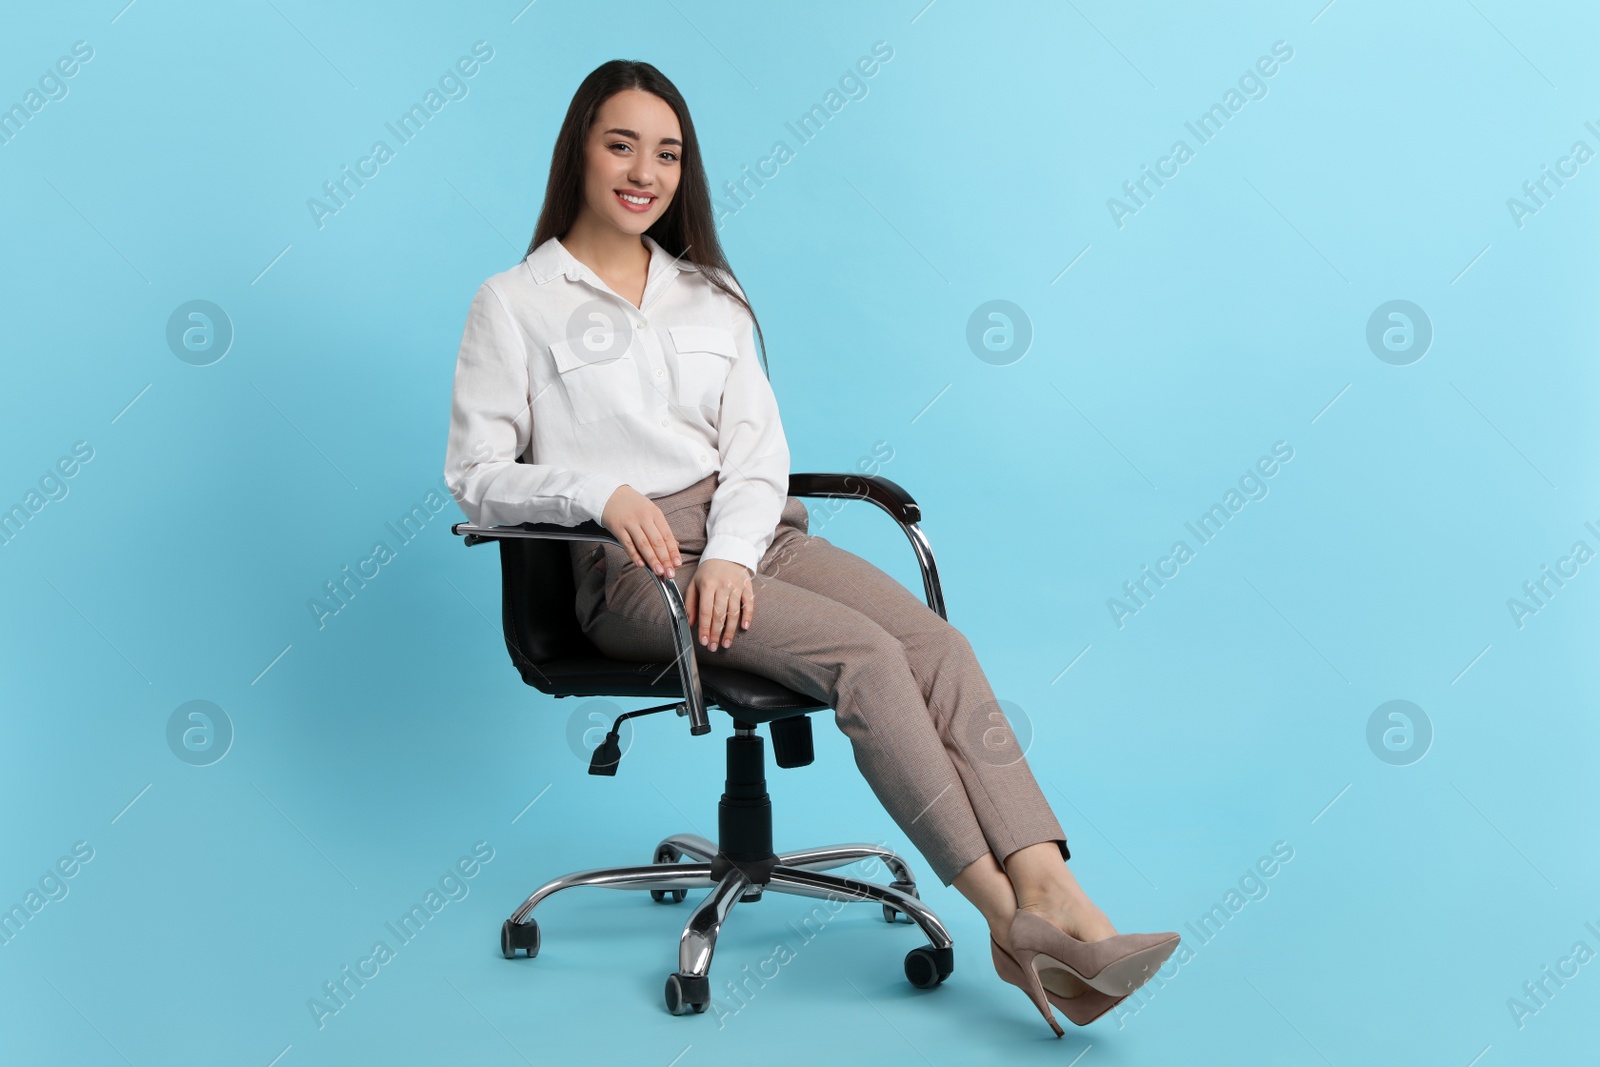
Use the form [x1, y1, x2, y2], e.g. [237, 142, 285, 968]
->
[700, 281, 791, 575]
[443, 280, 626, 528]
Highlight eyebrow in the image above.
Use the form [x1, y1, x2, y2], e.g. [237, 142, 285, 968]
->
[602, 127, 682, 148]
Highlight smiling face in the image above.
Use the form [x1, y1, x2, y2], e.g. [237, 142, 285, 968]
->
[578, 88, 682, 236]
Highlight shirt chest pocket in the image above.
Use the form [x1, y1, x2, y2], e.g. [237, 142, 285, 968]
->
[669, 325, 739, 413]
[548, 332, 644, 425]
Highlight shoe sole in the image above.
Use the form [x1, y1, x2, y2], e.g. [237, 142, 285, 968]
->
[1033, 934, 1179, 996]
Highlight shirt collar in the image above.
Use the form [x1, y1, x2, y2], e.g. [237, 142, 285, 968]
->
[524, 233, 700, 286]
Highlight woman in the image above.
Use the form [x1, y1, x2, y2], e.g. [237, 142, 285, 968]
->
[443, 59, 1178, 1034]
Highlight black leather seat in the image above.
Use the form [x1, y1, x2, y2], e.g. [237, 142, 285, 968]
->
[453, 470, 958, 1015]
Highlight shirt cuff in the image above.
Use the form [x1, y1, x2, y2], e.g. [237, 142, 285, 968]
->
[701, 533, 760, 576]
[575, 474, 627, 527]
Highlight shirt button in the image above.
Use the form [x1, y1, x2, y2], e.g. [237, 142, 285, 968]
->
[660, 417, 668, 427]
[634, 320, 645, 329]
[655, 368, 663, 377]
[698, 453, 708, 463]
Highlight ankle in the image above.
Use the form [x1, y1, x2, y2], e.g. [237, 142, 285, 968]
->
[1015, 888, 1076, 915]
[989, 923, 1011, 956]
[1017, 896, 1117, 942]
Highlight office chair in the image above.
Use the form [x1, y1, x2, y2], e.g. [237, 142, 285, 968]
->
[452, 471, 956, 1016]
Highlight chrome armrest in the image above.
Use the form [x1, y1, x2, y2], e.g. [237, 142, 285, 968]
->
[786, 473, 947, 621]
[449, 520, 712, 737]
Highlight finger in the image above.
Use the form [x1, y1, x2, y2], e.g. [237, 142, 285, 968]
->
[619, 526, 643, 570]
[632, 520, 667, 576]
[718, 588, 740, 649]
[698, 591, 716, 649]
[740, 587, 754, 632]
[646, 519, 675, 577]
[724, 584, 746, 647]
[709, 585, 730, 651]
[650, 510, 681, 567]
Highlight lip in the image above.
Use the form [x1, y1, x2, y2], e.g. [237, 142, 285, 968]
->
[614, 189, 656, 213]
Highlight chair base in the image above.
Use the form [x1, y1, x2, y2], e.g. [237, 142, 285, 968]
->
[500, 729, 956, 1015]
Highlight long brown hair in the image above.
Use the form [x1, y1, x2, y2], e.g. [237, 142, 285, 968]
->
[528, 60, 769, 375]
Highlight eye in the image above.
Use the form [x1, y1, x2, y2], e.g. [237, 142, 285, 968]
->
[608, 141, 632, 153]
[659, 150, 679, 163]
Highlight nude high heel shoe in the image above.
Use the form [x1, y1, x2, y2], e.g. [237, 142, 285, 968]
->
[1008, 909, 1180, 997]
[991, 935, 1124, 1029]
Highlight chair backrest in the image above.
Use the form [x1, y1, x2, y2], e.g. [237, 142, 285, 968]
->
[497, 532, 598, 673]
[492, 456, 607, 684]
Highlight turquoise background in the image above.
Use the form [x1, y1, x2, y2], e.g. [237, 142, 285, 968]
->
[2, 1, 1596, 1064]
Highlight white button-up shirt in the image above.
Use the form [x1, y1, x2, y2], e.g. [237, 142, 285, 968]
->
[443, 234, 790, 575]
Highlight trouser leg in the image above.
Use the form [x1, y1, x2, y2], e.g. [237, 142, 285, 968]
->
[756, 521, 1070, 876]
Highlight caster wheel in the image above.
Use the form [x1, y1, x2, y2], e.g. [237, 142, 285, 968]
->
[501, 919, 540, 959]
[881, 879, 919, 924]
[904, 944, 953, 989]
[665, 972, 710, 1015]
[650, 846, 689, 904]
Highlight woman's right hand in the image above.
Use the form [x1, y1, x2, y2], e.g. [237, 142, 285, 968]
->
[600, 484, 682, 579]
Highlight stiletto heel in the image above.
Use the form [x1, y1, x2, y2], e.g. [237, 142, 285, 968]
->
[991, 936, 1124, 1027]
[995, 936, 1066, 1037]
[1008, 909, 1180, 997]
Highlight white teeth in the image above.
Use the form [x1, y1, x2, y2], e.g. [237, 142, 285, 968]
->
[618, 192, 652, 205]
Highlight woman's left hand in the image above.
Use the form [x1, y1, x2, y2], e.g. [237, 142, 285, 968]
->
[684, 559, 754, 651]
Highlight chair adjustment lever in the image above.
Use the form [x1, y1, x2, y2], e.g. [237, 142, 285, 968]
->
[588, 701, 689, 776]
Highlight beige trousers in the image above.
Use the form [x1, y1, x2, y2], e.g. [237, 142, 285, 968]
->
[568, 472, 1068, 887]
